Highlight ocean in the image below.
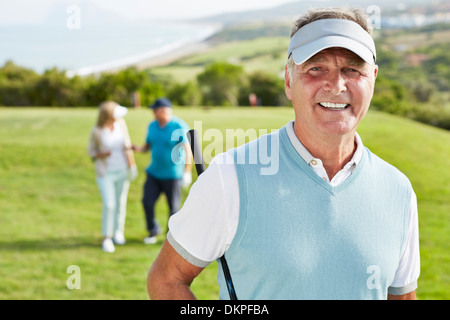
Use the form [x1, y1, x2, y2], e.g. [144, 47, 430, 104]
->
[0, 21, 219, 76]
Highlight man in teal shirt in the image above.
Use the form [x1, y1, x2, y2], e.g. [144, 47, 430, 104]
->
[133, 98, 192, 244]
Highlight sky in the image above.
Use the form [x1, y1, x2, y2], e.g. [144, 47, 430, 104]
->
[0, 0, 297, 25]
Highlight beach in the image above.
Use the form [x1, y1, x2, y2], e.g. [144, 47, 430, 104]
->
[65, 23, 222, 77]
[133, 41, 211, 69]
[66, 38, 214, 77]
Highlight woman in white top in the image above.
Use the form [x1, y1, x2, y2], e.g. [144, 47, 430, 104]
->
[88, 101, 138, 253]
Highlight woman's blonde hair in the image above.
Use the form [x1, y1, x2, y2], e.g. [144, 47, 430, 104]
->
[96, 101, 118, 128]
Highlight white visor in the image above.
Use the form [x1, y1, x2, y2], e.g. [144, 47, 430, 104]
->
[288, 19, 376, 65]
[114, 105, 128, 118]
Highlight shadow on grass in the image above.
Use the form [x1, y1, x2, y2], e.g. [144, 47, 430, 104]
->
[0, 237, 99, 251]
[0, 235, 165, 252]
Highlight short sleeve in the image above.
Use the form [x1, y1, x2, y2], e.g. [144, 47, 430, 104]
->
[388, 191, 420, 295]
[168, 152, 239, 267]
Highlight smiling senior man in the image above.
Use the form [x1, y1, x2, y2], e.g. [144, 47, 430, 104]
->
[147, 7, 420, 300]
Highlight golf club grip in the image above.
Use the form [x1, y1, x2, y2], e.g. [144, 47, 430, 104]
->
[186, 129, 238, 300]
[187, 129, 206, 176]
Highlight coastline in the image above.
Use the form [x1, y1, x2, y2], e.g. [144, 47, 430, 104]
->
[132, 41, 212, 70]
[66, 23, 221, 78]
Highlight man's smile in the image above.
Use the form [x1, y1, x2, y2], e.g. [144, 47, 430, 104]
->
[318, 102, 350, 111]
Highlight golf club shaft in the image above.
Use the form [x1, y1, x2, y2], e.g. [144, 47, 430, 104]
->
[187, 129, 238, 300]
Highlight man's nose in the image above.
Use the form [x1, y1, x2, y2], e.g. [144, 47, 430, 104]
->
[323, 70, 347, 95]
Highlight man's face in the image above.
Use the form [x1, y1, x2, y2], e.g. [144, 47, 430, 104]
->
[153, 106, 172, 125]
[285, 48, 378, 138]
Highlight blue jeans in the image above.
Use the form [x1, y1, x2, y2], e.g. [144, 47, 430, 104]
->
[96, 169, 130, 238]
[142, 173, 181, 235]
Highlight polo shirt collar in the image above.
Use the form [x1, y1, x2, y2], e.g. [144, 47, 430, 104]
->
[285, 120, 363, 169]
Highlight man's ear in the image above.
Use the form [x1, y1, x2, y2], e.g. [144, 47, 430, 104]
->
[284, 65, 292, 100]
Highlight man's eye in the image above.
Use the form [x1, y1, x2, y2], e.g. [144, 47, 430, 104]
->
[344, 68, 361, 77]
[346, 68, 361, 73]
[307, 67, 326, 77]
[308, 67, 325, 75]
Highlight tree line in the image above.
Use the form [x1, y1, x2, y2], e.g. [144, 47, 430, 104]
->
[0, 60, 287, 108]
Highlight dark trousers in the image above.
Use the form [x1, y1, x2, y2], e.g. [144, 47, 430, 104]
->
[142, 173, 181, 235]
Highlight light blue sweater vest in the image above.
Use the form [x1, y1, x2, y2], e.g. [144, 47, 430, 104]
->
[217, 127, 412, 300]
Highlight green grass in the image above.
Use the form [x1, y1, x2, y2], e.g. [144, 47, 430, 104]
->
[0, 107, 448, 299]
